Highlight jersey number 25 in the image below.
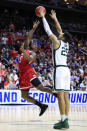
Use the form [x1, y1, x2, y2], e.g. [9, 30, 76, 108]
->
[61, 47, 68, 56]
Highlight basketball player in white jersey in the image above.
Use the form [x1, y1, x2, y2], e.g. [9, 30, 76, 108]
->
[40, 10, 72, 129]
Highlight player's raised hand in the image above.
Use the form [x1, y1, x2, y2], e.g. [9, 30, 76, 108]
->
[50, 10, 57, 20]
[33, 20, 40, 30]
[35, 6, 46, 17]
[40, 8, 45, 17]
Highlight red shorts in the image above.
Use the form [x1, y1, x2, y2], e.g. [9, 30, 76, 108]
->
[19, 68, 37, 90]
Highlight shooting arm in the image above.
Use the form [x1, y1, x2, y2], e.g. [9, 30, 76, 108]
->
[40, 9, 60, 49]
[24, 21, 40, 48]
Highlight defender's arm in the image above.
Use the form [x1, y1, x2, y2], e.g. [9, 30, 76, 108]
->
[50, 10, 63, 35]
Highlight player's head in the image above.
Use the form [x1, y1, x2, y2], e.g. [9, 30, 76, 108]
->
[58, 32, 72, 42]
[16, 40, 28, 52]
[29, 42, 38, 52]
[32, 44, 38, 52]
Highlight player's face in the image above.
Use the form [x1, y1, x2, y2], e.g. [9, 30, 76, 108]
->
[32, 44, 38, 52]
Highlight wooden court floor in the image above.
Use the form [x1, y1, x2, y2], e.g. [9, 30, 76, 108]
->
[0, 105, 87, 131]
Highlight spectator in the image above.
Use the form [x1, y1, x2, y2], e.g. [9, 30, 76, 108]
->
[9, 70, 19, 87]
[80, 77, 87, 91]
[1, 35, 8, 48]
[4, 74, 17, 90]
[84, 67, 87, 77]
[0, 63, 7, 89]
[42, 76, 51, 87]
[11, 47, 18, 59]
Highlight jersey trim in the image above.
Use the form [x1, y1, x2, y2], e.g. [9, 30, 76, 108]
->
[20, 86, 32, 90]
[54, 89, 70, 92]
[53, 41, 62, 67]
[55, 89, 64, 91]
[54, 40, 61, 51]
[30, 76, 37, 82]
[54, 65, 68, 68]
[53, 68, 56, 91]
[64, 90, 71, 92]
[53, 49, 56, 67]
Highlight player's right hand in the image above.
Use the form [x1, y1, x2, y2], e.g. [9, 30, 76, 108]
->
[40, 8, 45, 17]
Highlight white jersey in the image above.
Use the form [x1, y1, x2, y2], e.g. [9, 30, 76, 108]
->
[52, 40, 70, 91]
[53, 40, 69, 67]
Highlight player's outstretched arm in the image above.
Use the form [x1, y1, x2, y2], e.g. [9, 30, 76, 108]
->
[40, 8, 60, 49]
[24, 21, 40, 48]
[50, 10, 63, 35]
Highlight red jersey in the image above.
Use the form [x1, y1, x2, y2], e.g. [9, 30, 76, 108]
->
[18, 49, 34, 73]
[18, 49, 37, 90]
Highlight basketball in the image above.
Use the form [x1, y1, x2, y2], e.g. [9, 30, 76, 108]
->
[35, 6, 46, 17]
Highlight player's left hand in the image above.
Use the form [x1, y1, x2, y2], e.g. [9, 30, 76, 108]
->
[50, 10, 57, 20]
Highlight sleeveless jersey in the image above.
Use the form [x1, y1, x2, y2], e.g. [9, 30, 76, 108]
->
[18, 49, 33, 73]
[53, 40, 69, 66]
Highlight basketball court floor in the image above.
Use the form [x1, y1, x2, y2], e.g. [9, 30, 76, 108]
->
[0, 105, 87, 131]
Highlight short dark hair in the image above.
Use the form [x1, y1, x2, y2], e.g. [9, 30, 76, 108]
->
[63, 32, 72, 42]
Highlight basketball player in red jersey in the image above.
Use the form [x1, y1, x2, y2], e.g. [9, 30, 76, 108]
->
[18, 21, 57, 116]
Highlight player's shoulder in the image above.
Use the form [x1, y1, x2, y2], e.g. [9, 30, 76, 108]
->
[60, 40, 68, 46]
[25, 49, 32, 54]
[54, 40, 62, 50]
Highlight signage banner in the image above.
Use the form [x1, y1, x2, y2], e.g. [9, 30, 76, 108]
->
[0, 90, 87, 105]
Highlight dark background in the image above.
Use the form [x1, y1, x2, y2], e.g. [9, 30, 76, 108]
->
[0, 0, 87, 38]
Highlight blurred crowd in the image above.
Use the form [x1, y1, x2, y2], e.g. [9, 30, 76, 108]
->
[0, 7, 87, 33]
[25, 0, 87, 10]
[0, 26, 87, 91]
